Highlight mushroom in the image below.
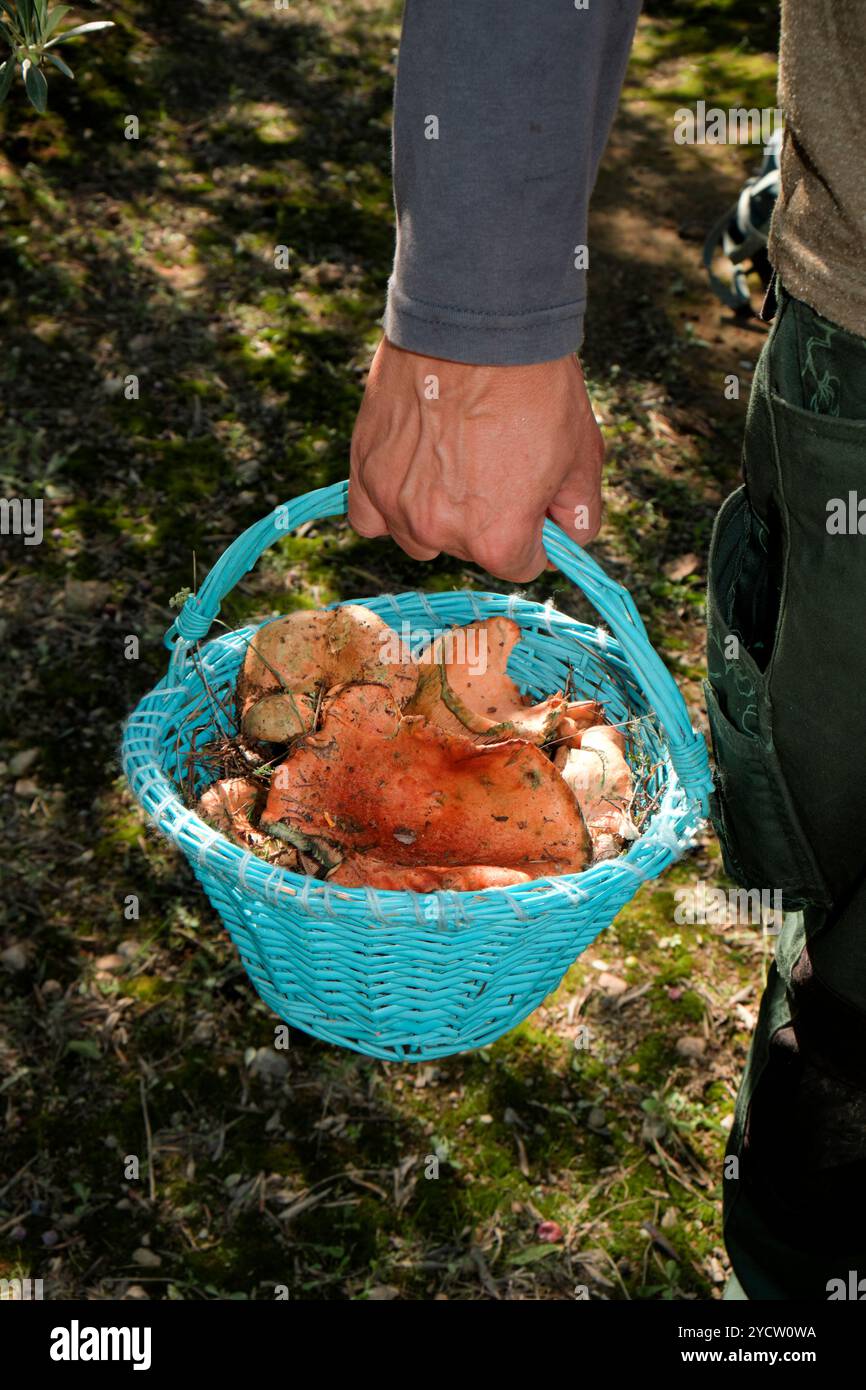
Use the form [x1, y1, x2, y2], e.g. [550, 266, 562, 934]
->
[237, 604, 417, 743]
[261, 682, 591, 877]
[197, 776, 299, 868]
[554, 723, 636, 860]
[328, 857, 532, 891]
[406, 616, 567, 744]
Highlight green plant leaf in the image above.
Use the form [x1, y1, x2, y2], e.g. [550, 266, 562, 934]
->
[18, 0, 35, 43]
[0, 55, 15, 103]
[34, 0, 49, 39]
[23, 55, 47, 112]
[508, 1243, 559, 1266]
[66, 1039, 101, 1060]
[44, 19, 114, 47]
[0, 1, 21, 37]
[43, 4, 71, 40]
[44, 48, 71, 78]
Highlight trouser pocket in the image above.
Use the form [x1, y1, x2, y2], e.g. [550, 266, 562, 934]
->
[705, 486, 831, 909]
[759, 391, 866, 902]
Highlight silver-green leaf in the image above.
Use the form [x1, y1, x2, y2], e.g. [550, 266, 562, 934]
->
[0, 56, 15, 104]
[44, 49, 72, 79]
[24, 56, 48, 112]
[43, 5, 73, 41]
[44, 20, 114, 48]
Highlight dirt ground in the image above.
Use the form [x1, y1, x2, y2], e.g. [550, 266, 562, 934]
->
[0, 0, 781, 1299]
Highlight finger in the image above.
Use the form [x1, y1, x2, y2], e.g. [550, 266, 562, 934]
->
[388, 525, 441, 563]
[471, 523, 549, 583]
[348, 474, 389, 538]
[547, 475, 603, 546]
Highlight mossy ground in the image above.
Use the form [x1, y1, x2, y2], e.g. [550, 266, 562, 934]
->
[1, 0, 779, 1298]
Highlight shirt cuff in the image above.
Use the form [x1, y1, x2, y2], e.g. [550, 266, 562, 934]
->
[383, 280, 586, 366]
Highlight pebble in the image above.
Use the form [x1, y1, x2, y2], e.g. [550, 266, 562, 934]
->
[1, 944, 28, 973]
[597, 972, 627, 998]
[8, 748, 39, 777]
[64, 578, 113, 614]
[249, 1047, 289, 1081]
[641, 1113, 668, 1143]
[676, 1035, 707, 1059]
[96, 954, 125, 972]
[132, 1247, 162, 1268]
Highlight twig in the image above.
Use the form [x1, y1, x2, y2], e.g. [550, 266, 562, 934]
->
[139, 1072, 157, 1202]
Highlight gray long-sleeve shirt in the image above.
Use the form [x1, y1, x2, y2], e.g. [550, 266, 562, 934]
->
[383, 0, 642, 365]
[384, 0, 866, 365]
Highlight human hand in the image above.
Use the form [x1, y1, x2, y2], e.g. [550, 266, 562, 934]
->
[348, 338, 604, 583]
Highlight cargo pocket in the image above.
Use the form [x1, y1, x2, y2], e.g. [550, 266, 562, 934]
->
[705, 486, 831, 909]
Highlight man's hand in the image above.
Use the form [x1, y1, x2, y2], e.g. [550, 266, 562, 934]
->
[348, 339, 604, 582]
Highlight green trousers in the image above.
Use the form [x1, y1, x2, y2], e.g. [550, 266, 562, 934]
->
[706, 283, 866, 1300]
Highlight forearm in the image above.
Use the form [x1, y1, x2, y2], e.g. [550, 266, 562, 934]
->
[384, 0, 641, 366]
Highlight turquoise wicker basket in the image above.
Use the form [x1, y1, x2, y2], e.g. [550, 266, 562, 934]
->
[121, 480, 712, 1061]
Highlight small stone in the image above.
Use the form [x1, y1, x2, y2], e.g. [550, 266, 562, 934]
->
[95, 954, 125, 972]
[8, 748, 39, 777]
[132, 1247, 162, 1268]
[661, 1207, 678, 1231]
[42, 1230, 59, 1247]
[587, 1106, 607, 1132]
[117, 939, 141, 959]
[366, 1285, 400, 1300]
[249, 1047, 289, 1081]
[676, 1035, 706, 1059]
[641, 1113, 668, 1143]
[478, 1114, 494, 1125]
[124, 1284, 151, 1300]
[597, 972, 627, 998]
[42, 980, 62, 995]
[10, 1224, 27, 1242]
[1, 944, 28, 972]
[14, 778, 40, 798]
[64, 578, 113, 614]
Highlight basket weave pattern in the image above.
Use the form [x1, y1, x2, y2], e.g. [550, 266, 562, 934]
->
[121, 482, 712, 1060]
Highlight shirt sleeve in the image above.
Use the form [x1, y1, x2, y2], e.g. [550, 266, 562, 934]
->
[383, 0, 642, 366]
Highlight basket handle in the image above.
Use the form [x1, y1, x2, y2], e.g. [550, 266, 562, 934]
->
[165, 478, 712, 814]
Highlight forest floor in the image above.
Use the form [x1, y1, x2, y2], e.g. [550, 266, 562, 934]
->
[0, 0, 780, 1299]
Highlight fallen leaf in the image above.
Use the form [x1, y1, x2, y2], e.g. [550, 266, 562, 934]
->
[663, 553, 701, 582]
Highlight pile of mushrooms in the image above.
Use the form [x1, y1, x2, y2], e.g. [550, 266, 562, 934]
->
[196, 607, 637, 890]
